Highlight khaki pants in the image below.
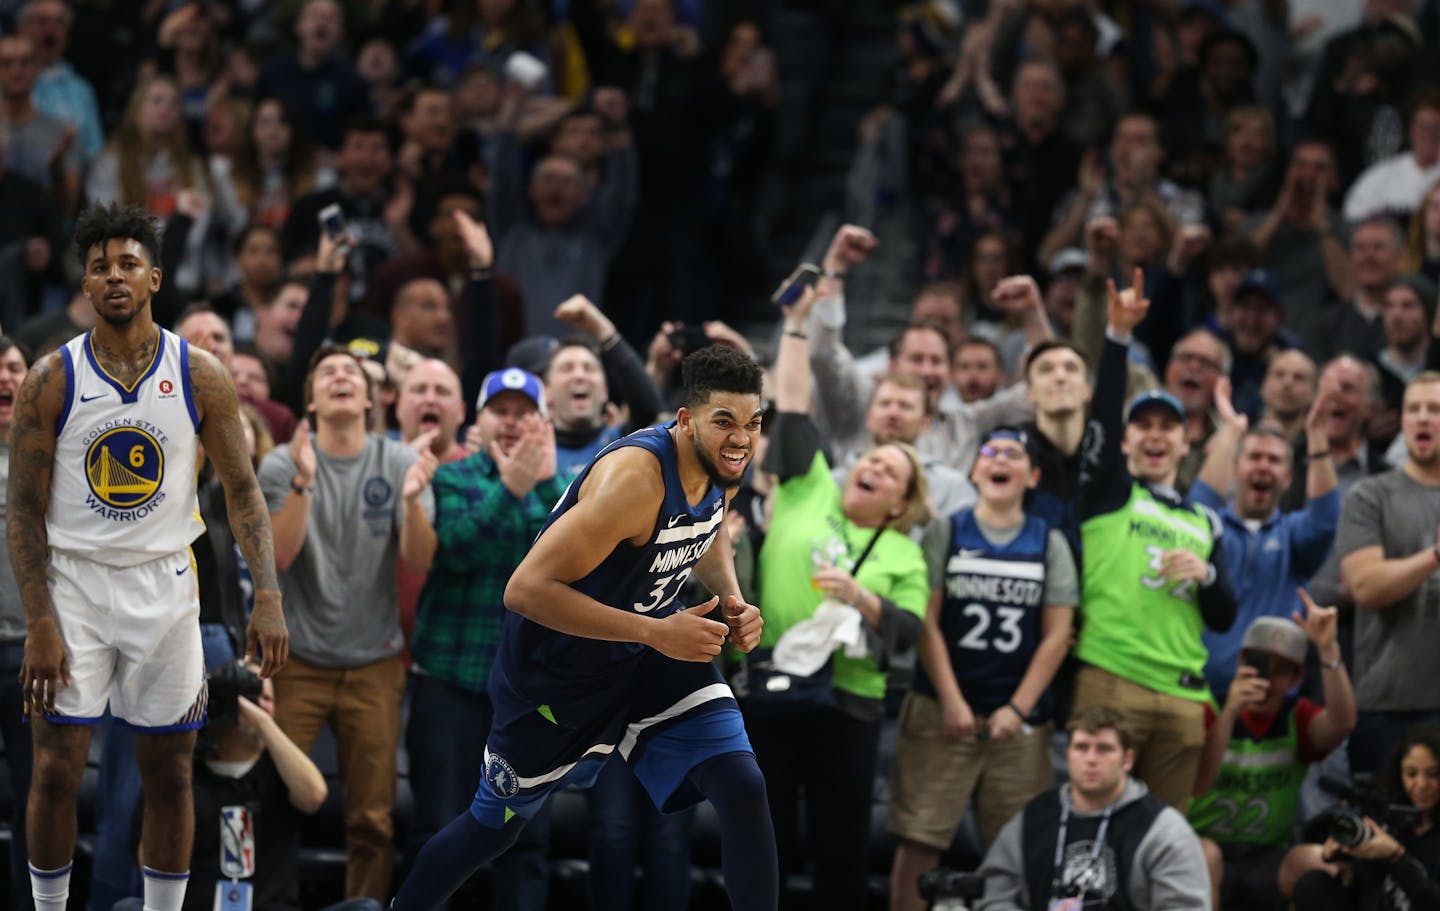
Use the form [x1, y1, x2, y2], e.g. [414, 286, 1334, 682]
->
[1072, 665, 1206, 811]
[273, 654, 406, 902]
[888, 692, 1054, 848]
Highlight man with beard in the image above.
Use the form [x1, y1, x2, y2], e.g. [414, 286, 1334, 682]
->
[1190, 379, 1340, 699]
[10, 203, 289, 911]
[1219, 271, 1300, 420]
[541, 294, 664, 471]
[391, 345, 778, 911]
[1337, 371, 1440, 774]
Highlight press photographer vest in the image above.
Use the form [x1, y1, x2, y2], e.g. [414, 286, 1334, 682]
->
[1021, 787, 1165, 911]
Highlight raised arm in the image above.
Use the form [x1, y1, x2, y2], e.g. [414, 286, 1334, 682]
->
[10, 353, 67, 712]
[1293, 588, 1356, 754]
[775, 286, 820, 413]
[503, 447, 731, 661]
[191, 347, 289, 678]
[1079, 268, 1149, 518]
[1194, 377, 1247, 496]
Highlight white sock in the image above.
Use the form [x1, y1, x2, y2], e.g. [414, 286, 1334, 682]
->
[29, 861, 71, 911]
[142, 866, 190, 911]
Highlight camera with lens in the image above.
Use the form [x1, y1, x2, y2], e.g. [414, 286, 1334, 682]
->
[205, 660, 263, 729]
[917, 867, 985, 910]
[1318, 773, 1423, 849]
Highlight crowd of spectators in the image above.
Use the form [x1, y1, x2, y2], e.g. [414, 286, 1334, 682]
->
[5, 0, 1440, 910]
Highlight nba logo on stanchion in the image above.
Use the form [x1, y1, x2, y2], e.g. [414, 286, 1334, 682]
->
[219, 805, 255, 879]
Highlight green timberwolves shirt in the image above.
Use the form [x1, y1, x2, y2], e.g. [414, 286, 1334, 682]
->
[1074, 336, 1235, 702]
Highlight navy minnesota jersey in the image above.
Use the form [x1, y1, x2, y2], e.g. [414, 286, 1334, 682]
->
[916, 510, 1049, 717]
[492, 423, 726, 694]
[47, 329, 204, 567]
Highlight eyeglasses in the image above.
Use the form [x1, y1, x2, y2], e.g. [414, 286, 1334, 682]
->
[979, 445, 1027, 462]
[1172, 351, 1223, 373]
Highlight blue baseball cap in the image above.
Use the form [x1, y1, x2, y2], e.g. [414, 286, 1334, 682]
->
[1126, 389, 1185, 424]
[478, 367, 547, 416]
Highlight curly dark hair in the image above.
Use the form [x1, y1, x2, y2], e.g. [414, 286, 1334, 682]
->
[1384, 724, 1440, 819]
[73, 202, 162, 270]
[681, 344, 763, 410]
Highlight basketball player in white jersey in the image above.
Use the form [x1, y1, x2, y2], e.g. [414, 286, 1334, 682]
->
[7, 203, 289, 911]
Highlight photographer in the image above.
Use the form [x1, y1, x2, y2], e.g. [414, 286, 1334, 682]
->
[1283, 726, 1440, 911]
[1189, 605, 1355, 911]
[118, 662, 378, 911]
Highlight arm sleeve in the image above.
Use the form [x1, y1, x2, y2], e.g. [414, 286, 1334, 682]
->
[257, 449, 297, 513]
[1383, 852, 1440, 908]
[283, 271, 340, 413]
[1333, 479, 1381, 564]
[922, 517, 951, 590]
[1198, 521, 1238, 633]
[486, 131, 524, 244]
[585, 144, 639, 257]
[866, 545, 931, 666]
[1078, 336, 1134, 520]
[1043, 529, 1079, 607]
[763, 412, 827, 482]
[974, 812, 1031, 911]
[1286, 488, 1341, 581]
[807, 293, 873, 452]
[1131, 808, 1214, 911]
[459, 276, 500, 424]
[604, 336, 666, 433]
[962, 381, 1035, 438]
[1188, 479, 1226, 512]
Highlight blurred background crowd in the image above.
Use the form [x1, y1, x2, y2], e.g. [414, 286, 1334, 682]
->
[2, 0, 1440, 908]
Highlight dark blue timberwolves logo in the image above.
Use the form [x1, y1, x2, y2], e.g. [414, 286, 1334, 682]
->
[485, 753, 520, 799]
[86, 427, 163, 509]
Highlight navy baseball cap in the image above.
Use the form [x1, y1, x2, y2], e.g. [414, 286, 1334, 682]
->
[478, 367, 547, 416]
[1235, 269, 1282, 307]
[1126, 389, 1185, 423]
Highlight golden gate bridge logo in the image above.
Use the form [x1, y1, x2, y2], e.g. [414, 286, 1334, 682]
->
[85, 427, 163, 509]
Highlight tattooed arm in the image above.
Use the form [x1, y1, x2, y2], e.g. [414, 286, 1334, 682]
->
[190, 347, 290, 678]
[10, 353, 67, 712]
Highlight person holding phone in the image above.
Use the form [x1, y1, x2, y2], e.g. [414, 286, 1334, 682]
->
[1189, 604, 1356, 910]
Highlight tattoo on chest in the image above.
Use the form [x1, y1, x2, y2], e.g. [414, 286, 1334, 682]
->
[93, 335, 158, 388]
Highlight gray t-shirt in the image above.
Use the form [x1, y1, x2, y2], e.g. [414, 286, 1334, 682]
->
[921, 513, 1080, 606]
[0, 442, 23, 642]
[1335, 469, 1440, 711]
[259, 434, 434, 667]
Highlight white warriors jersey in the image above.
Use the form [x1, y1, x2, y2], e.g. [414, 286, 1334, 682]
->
[47, 328, 205, 567]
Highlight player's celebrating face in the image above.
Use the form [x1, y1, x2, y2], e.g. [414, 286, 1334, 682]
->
[681, 391, 762, 490]
[80, 238, 160, 326]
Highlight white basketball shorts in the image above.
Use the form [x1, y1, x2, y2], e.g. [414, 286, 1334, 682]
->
[44, 548, 207, 731]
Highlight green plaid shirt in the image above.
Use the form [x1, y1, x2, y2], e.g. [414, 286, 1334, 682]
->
[411, 451, 575, 692]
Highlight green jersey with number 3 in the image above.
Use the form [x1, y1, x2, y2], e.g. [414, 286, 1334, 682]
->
[1189, 701, 1309, 845]
[1075, 482, 1217, 701]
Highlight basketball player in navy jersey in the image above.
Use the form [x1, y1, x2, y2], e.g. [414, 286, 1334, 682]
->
[392, 345, 778, 911]
[8, 203, 288, 911]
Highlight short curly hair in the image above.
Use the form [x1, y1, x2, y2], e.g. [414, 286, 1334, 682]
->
[681, 344, 763, 410]
[73, 202, 162, 270]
